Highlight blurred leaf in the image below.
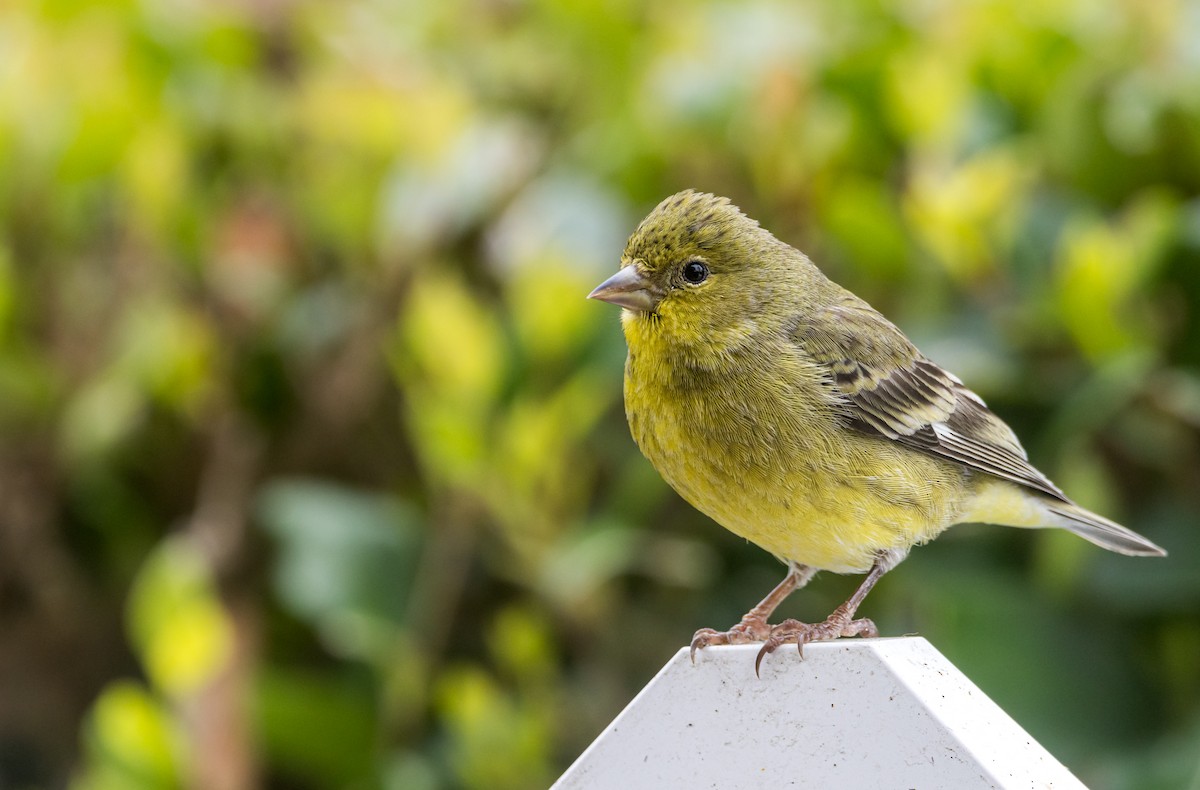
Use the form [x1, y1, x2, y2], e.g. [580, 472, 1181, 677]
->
[377, 117, 543, 255]
[114, 300, 216, 415]
[1054, 191, 1176, 360]
[256, 478, 422, 660]
[435, 665, 552, 790]
[538, 522, 644, 607]
[127, 538, 234, 698]
[885, 46, 969, 147]
[76, 681, 181, 790]
[905, 146, 1032, 282]
[59, 375, 143, 461]
[255, 667, 378, 788]
[487, 605, 557, 685]
[487, 368, 613, 552]
[54, 15, 146, 184]
[393, 271, 506, 490]
[818, 174, 910, 278]
[118, 119, 188, 239]
[486, 171, 634, 279]
[538, 520, 719, 613]
[505, 260, 601, 366]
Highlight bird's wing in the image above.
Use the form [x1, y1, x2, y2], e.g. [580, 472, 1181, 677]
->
[792, 293, 1068, 502]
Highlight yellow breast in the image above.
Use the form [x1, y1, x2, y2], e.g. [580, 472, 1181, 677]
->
[622, 323, 967, 574]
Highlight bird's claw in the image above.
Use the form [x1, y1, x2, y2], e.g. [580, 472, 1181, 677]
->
[689, 617, 772, 663]
[753, 615, 878, 676]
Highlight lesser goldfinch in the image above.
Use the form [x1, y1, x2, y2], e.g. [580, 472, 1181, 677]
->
[589, 190, 1165, 668]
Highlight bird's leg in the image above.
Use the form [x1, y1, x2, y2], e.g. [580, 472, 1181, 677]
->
[755, 559, 890, 674]
[690, 564, 816, 661]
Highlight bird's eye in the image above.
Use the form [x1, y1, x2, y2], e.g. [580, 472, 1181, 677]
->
[682, 261, 709, 284]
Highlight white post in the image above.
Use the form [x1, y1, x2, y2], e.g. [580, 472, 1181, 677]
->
[554, 637, 1086, 789]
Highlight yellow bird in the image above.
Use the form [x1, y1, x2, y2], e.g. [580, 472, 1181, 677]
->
[589, 190, 1165, 668]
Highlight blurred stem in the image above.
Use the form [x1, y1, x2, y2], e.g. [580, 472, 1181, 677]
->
[182, 410, 266, 790]
[180, 599, 261, 790]
[388, 493, 481, 732]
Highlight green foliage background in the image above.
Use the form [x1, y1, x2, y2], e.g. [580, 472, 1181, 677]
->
[1, 1, 1199, 788]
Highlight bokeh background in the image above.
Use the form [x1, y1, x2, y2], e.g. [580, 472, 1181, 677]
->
[2, 0, 1199, 788]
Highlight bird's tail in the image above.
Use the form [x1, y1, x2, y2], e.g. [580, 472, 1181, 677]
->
[1045, 503, 1166, 557]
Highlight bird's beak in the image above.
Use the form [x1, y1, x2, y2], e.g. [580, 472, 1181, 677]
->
[587, 265, 662, 313]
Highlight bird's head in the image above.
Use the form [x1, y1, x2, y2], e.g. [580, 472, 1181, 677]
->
[589, 190, 788, 356]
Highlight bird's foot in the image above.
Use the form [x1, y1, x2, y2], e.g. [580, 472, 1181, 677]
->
[690, 616, 772, 663]
[753, 613, 878, 675]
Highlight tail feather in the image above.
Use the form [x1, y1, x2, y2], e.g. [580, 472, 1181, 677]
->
[1046, 504, 1166, 557]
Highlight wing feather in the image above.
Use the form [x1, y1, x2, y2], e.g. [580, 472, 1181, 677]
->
[791, 294, 1068, 502]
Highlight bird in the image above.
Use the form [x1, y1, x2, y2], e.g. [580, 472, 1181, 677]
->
[588, 189, 1166, 671]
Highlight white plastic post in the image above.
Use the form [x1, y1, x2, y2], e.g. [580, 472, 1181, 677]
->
[554, 637, 1086, 789]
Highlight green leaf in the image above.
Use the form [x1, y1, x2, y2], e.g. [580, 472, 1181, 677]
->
[127, 539, 234, 698]
[255, 667, 378, 788]
[256, 478, 423, 660]
[76, 681, 182, 790]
